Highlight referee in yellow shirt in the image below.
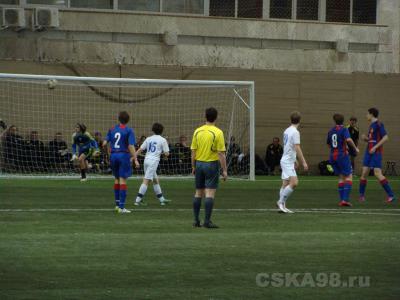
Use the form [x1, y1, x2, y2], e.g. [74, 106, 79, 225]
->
[191, 107, 227, 229]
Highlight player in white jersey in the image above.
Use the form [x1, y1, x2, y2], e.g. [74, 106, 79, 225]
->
[277, 111, 308, 213]
[134, 123, 171, 206]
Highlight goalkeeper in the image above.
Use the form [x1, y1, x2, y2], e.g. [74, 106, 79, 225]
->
[71, 123, 99, 181]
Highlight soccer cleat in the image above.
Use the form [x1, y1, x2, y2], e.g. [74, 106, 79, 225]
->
[339, 200, 352, 207]
[80, 178, 88, 182]
[386, 196, 396, 204]
[193, 221, 201, 228]
[134, 200, 148, 206]
[358, 196, 365, 203]
[117, 208, 131, 214]
[276, 201, 288, 213]
[160, 199, 171, 206]
[203, 221, 219, 229]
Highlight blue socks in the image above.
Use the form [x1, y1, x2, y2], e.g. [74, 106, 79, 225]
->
[359, 179, 367, 197]
[193, 197, 202, 222]
[338, 182, 345, 200]
[380, 179, 394, 198]
[119, 184, 127, 209]
[343, 180, 352, 202]
[204, 197, 214, 224]
[114, 183, 120, 207]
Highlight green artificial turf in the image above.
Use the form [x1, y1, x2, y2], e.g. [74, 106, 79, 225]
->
[0, 177, 399, 300]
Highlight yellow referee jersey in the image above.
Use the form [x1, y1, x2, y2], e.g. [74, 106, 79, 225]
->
[191, 124, 226, 162]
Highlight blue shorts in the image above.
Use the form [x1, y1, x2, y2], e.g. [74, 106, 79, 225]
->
[195, 161, 220, 189]
[330, 156, 352, 176]
[110, 153, 132, 179]
[363, 152, 382, 169]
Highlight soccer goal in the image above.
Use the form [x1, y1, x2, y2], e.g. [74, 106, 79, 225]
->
[0, 73, 255, 180]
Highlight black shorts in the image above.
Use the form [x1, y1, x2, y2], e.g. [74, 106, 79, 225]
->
[195, 161, 220, 189]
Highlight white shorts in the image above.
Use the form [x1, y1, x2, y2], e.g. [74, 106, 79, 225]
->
[281, 161, 297, 180]
[144, 160, 159, 180]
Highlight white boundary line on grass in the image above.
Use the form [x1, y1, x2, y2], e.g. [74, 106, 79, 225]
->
[0, 208, 399, 216]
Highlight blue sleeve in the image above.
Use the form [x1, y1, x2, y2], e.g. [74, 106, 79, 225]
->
[72, 143, 77, 154]
[343, 128, 350, 140]
[379, 123, 387, 137]
[129, 129, 136, 146]
[326, 132, 330, 145]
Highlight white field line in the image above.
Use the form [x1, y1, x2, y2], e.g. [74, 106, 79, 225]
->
[0, 208, 399, 216]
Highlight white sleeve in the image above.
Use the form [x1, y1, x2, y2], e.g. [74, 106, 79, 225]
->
[163, 139, 169, 153]
[140, 138, 148, 150]
[293, 131, 300, 145]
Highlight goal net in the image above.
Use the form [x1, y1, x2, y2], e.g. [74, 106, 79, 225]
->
[0, 73, 255, 180]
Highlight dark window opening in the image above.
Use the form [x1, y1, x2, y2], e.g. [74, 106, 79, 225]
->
[353, 0, 376, 24]
[297, 0, 319, 20]
[270, 0, 292, 19]
[326, 0, 350, 23]
[238, 0, 263, 18]
[210, 0, 235, 17]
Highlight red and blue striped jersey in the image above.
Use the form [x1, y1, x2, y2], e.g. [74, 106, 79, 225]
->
[367, 121, 387, 153]
[106, 124, 136, 153]
[327, 125, 350, 161]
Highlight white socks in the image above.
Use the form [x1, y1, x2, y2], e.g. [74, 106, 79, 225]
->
[136, 183, 166, 203]
[153, 184, 165, 202]
[279, 186, 294, 204]
[135, 184, 148, 203]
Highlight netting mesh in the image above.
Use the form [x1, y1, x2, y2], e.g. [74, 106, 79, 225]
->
[0, 75, 252, 178]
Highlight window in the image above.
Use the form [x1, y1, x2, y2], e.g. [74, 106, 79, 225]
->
[118, 0, 160, 12]
[210, 0, 235, 17]
[70, 0, 113, 9]
[163, 0, 204, 14]
[0, 0, 18, 4]
[326, 0, 350, 23]
[238, 0, 263, 18]
[353, 0, 376, 24]
[270, 0, 292, 19]
[296, 0, 318, 20]
[27, 0, 65, 4]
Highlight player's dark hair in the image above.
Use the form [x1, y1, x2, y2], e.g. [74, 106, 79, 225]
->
[368, 107, 379, 118]
[333, 113, 344, 125]
[118, 111, 130, 124]
[205, 107, 218, 123]
[350, 116, 357, 122]
[290, 111, 301, 124]
[152, 123, 164, 135]
[76, 123, 86, 133]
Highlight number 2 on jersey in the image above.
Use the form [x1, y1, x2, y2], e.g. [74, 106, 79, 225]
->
[114, 132, 121, 148]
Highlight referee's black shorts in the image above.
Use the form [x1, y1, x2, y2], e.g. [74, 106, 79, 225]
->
[195, 160, 220, 189]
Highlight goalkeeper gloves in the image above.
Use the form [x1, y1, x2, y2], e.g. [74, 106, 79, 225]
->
[71, 154, 78, 161]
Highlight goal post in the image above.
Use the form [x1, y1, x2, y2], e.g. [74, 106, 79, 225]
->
[0, 73, 255, 180]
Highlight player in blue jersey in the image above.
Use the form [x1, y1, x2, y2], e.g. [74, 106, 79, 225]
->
[103, 111, 139, 214]
[327, 114, 359, 207]
[71, 123, 99, 182]
[359, 108, 396, 203]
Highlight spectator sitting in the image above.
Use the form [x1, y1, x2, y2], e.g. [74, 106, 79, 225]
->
[265, 137, 283, 175]
[49, 132, 70, 167]
[226, 136, 242, 174]
[2, 125, 25, 171]
[173, 135, 191, 174]
[26, 130, 46, 171]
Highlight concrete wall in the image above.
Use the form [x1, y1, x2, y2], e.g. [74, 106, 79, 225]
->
[1, 61, 399, 174]
[0, 8, 398, 73]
